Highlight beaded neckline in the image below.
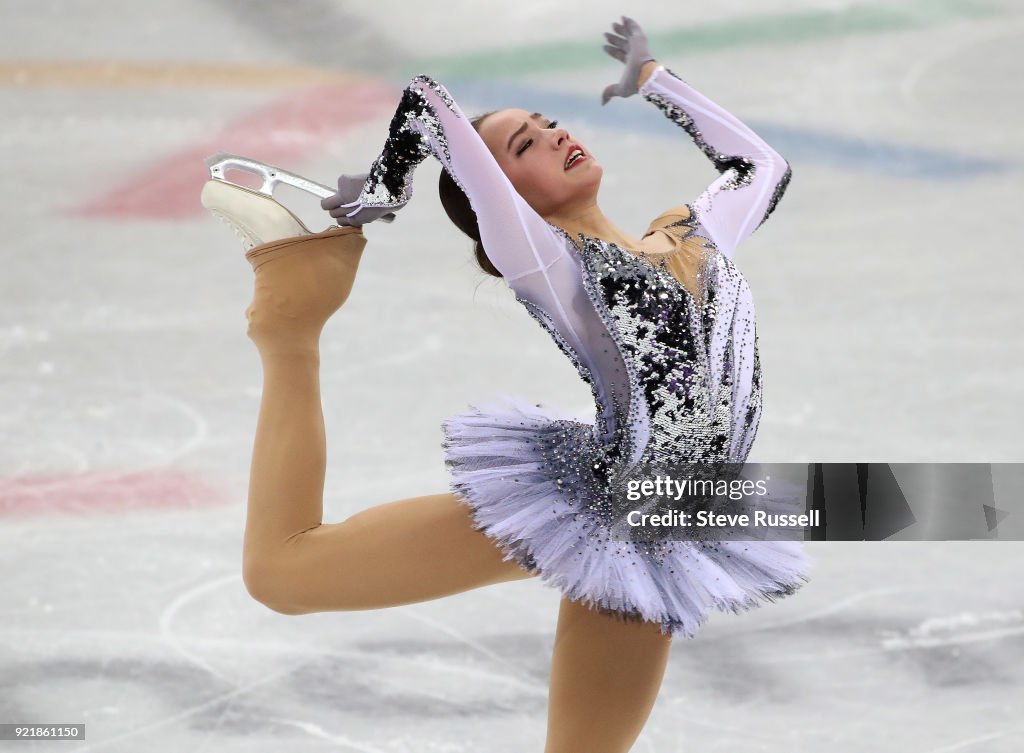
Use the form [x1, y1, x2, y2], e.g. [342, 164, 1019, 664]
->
[556, 226, 711, 312]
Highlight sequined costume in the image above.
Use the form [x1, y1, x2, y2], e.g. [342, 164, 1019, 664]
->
[351, 66, 808, 637]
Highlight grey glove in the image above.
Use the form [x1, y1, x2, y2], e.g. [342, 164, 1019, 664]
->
[601, 16, 656, 105]
[320, 173, 401, 227]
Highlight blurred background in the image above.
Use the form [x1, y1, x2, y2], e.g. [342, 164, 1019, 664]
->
[1, 0, 1022, 751]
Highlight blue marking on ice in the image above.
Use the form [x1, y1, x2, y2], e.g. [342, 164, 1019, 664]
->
[441, 77, 1006, 180]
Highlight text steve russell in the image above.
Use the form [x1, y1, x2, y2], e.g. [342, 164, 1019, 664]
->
[627, 510, 821, 528]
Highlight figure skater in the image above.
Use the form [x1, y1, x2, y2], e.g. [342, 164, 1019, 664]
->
[200, 17, 809, 753]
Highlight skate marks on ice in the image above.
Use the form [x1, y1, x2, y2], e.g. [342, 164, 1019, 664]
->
[1, 608, 550, 752]
[2, 567, 1022, 752]
[879, 608, 1024, 652]
[0, 632, 639, 753]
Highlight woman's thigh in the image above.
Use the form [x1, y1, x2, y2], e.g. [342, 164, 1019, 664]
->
[257, 492, 537, 614]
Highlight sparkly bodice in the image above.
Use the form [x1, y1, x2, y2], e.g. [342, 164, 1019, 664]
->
[515, 228, 762, 480]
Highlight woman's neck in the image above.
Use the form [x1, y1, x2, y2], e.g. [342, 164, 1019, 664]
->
[546, 202, 642, 252]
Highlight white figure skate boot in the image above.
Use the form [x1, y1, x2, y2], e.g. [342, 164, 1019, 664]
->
[200, 153, 392, 250]
[201, 153, 372, 353]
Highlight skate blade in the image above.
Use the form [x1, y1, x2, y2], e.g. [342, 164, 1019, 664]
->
[205, 152, 335, 200]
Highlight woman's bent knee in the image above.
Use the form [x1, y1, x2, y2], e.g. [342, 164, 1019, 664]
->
[243, 560, 306, 615]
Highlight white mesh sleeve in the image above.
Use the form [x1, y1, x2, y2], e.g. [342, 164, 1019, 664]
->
[638, 65, 792, 260]
[411, 79, 588, 331]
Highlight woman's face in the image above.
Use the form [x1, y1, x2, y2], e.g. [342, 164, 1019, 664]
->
[476, 108, 602, 217]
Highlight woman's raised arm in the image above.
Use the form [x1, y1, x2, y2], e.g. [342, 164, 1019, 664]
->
[328, 76, 574, 283]
[325, 75, 601, 375]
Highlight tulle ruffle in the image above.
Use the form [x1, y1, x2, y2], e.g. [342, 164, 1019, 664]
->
[441, 394, 810, 638]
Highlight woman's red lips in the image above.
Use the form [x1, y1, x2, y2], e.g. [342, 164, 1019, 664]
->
[564, 144, 587, 170]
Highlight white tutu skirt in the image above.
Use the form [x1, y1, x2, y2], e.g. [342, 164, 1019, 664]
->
[441, 394, 811, 638]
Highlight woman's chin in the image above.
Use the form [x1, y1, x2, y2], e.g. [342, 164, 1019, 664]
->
[564, 159, 601, 184]
[577, 162, 603, 194]
[574, 158, 601, 174]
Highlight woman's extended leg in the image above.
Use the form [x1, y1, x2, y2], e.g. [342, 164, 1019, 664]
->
[544, 598, 673, 753]
[240, 227, 534, 615]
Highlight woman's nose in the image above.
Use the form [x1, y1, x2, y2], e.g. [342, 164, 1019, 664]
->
[551, 127, 570, 146]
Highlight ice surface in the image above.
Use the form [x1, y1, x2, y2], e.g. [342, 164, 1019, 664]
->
[1, 1, 1022, 751]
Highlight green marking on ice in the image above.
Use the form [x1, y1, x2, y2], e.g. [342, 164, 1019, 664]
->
[406, 0, 1000, 78]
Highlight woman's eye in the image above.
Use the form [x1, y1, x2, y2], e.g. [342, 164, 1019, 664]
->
[517, 121, 559, 156]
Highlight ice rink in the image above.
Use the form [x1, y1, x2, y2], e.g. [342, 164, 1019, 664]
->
[1, 0, 1023, 750]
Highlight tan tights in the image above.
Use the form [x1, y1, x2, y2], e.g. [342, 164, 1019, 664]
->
[240, 227, 673, 753]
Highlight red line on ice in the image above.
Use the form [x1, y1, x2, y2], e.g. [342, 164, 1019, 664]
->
[76, 81, 395, 220]
[0, 468, 231, 517]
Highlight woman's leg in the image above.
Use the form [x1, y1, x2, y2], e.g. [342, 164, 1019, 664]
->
[240, 227, 535, 615]
[544, 598, 673, 753]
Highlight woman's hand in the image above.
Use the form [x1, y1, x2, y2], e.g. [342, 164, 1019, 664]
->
[321, 173, 402, 227]
[600, 16, 657, 105]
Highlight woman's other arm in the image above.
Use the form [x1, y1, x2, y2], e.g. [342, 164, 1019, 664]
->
[638, 64, 792, 259]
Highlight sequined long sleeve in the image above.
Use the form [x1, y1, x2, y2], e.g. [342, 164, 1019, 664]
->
[638, 65, 792, 259]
